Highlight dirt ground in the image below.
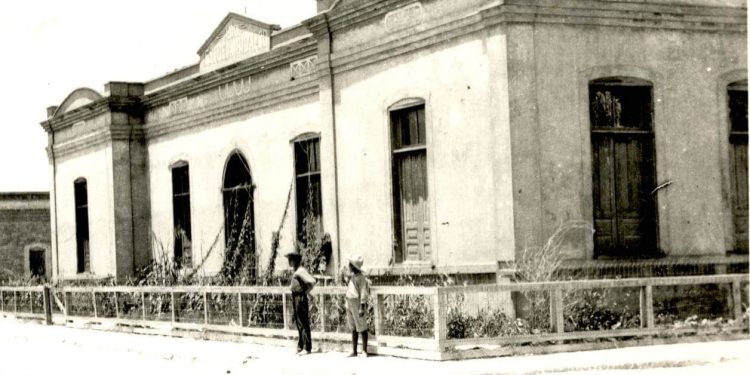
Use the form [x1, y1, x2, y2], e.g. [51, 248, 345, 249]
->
[0, 319, 747, 375]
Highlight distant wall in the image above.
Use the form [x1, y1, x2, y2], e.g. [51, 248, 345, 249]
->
[0, 194, 51, 280]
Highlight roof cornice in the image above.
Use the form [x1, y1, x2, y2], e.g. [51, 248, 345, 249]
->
[40, 96, 144, 134]
[143, 38, 318, 108]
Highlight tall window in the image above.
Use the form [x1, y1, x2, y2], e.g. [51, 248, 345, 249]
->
[589, 77, 657, 258]
[222, 152, 255, 281]
[728, 80, 748, 253]
[74, 178, 90, 273]
[294, 137, 323, 244]
[172, 163, 192, 268]
[390, 101, 431, 263]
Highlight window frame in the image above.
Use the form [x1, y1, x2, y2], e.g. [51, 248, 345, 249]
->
[73, 178, 90, 274]
[293, 135, 323, 244]
[388, 100, 430, 265]
[221, 150, 257, 282]
[171, 162, 193, 268]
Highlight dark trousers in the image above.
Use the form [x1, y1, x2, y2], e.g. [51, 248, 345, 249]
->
[292, 293, 312, 352]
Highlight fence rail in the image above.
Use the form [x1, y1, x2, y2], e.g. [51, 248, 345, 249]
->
[1, 274, 748, 358]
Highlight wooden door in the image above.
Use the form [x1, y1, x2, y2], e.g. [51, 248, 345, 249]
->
[729, 83, 748, 252]
[397, 152, 431, 262]
[590, 81, 657, 258]
[592, 135, 657, 257]
[391, 104, 431, 263]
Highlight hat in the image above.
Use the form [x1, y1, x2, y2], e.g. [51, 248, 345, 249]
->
[348, 255, 364, 272]
[284, 248, 302, 259]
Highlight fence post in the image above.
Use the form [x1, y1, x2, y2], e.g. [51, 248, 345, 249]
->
[237, 292, 243, 327]
[92, 291, 98, 318]
[171, 292, 176, 324]
[113, 292, 119, 319]
[319, 293, 326, 333]
[732, 280, 743, 323]
[42, 286, 52, 325]
[639, 284, 654, 328]
[433, 288, 447, 352]
[141, 292, 146, 321]
[64, 292, 70, 319]
[1, 290, 3, 312]
[373, 293, 384, 339]
[550, 288, 564, 334]
[13, 291, 17, 313]
[282, 293, 289, 331]
[29, 292, 34, 314]
[203, 292, 209, 325]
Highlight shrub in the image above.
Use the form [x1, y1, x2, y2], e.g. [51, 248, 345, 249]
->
[564, 288, 640, 331]
[446, 293, 533, 339]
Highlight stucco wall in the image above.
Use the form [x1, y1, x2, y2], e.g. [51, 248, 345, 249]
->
[146, 97, 320, 275]
[333, 31, 515, 271]
[53, 145, 116, 278]
[507, 22, 747, 258]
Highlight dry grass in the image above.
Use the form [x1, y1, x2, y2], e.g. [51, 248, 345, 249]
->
[516, 220, 594, 283]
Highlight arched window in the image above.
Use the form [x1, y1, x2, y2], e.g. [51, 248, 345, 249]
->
[74, 178, 90, 273]
[389, 98, 430, 263]
[589, 77, 657, 258]
[222, 151, 256, 280]
[171, 161, 192, 267]
[728, 79, 748, 252]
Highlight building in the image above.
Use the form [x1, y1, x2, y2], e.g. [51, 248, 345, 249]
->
[0, 192, 52, 281]
[40, 0, 747, 282]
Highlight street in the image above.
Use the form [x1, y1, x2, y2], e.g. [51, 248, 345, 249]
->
[0, 319, 747, 374]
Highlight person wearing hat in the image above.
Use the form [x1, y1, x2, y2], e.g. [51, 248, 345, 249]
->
[285, 248, 316, 355]
[341, 255, 371, 357]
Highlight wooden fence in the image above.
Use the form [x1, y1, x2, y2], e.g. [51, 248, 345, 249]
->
[1, 274, 748, 360]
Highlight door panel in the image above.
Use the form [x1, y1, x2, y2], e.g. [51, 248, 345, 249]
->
[398, 151, 429, 262]
[592, 134, 656, 257]
[592, 135, 617, 254]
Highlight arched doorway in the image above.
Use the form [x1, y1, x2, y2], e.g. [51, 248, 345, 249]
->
[222, 151, 256, 282]
[589, 77, 658, 258]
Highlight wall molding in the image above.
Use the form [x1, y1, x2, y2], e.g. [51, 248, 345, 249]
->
[144, 77, 319, 140]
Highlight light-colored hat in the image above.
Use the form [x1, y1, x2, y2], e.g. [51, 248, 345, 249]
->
[349, 255, 364, 271]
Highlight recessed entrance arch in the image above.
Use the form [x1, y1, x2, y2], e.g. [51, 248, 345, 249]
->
[589, 77, 658, 258]
[222, 151, 256, 281]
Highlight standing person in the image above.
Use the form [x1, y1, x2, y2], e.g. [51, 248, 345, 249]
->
[341, 255, 371, 357]
[285, 249, 316, 356]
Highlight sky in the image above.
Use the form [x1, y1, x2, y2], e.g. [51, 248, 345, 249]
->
[0, 0, 316, 192]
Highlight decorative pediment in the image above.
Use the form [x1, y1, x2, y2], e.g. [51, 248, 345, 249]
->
[53, 88, 103, 117]
[198, 13, 279, 73]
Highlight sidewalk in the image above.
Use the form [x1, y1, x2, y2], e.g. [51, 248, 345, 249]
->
[1, 319, 747, 375]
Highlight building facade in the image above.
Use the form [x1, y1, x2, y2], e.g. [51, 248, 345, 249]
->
[0, 193, 52, 281]
[41, 0, 747, 282]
